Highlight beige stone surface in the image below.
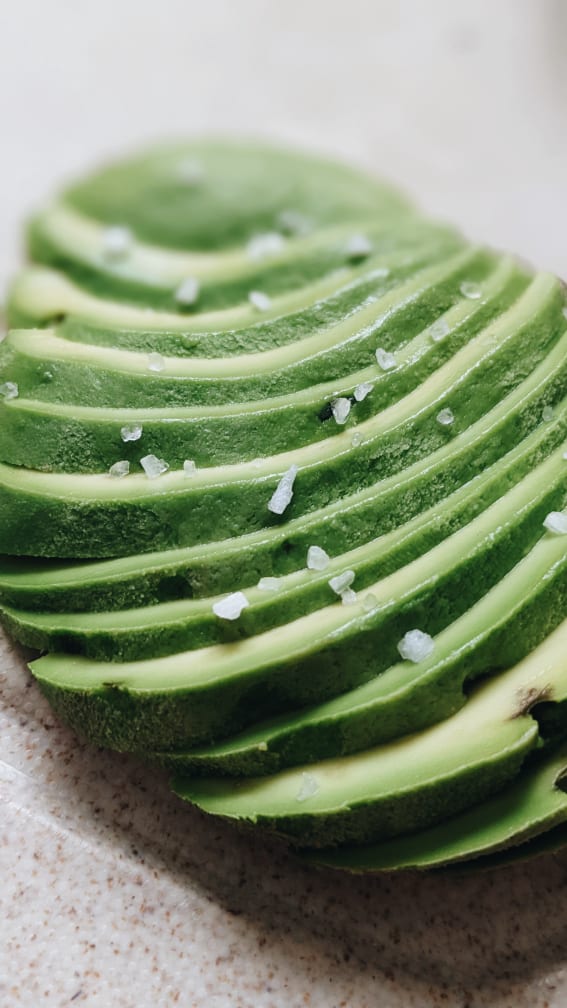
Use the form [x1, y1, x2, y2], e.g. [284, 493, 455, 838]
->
[2, 1, 567, 1005]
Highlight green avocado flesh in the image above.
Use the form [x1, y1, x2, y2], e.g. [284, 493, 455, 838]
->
[3, 139, 567, 868]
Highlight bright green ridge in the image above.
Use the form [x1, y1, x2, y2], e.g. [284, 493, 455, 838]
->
[302, 740, 567, 871]
[172, 618, 567, 847]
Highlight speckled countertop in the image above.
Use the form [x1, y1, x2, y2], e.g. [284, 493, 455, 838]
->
[3, 2, 567, 1006]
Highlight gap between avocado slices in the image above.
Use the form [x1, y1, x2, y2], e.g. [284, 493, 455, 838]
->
[301, 738, 567, 872]
[0, 255, 524, 472]
[27, 443, 567, 753]
[0, 322, 565, 607]
[171, 617, 567, 848]
[0, 271, 562, 558]
[6, 424, 567, 664]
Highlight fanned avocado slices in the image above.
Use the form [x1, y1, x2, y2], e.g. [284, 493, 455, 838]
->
[2, 139, 567, 869]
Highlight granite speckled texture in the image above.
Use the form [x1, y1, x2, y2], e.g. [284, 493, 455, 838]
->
[2, 2, 567, 1005]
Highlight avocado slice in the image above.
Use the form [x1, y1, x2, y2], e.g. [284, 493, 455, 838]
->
[300, 740, 567, 871]
[172, 617, 567, 848]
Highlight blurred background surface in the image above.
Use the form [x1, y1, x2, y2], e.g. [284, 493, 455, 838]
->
[2, 3, 567, 1006]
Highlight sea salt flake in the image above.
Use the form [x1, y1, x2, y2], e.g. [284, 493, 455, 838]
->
[341, 588, 358, 605]
[175, 277, 200, 306]
[460, 281, 482, 300]
[346, 233, 373, 259]
[331, 397, 351, 425]
[183, 459, 196, 477]
[542, 406, 554, 422]
[0, 382, 18, 401]
[148, 352, 165, 372]
[354, 381, 374, 402]
[212, 591, 249, 620]
[307, 545, 330, 571]
[277, 209, 313, 236]
[257, 576, 281, 592]
[430, 319, 450, 343]
[108, 460, 130, 478]
[102, 226, 132, 260]
[247, 232, 285, 260]
[436, 408, 455, 427]
[248, 290, 272, 312]
[268, 464, 298, 515]
[543, 511, 567, 535]
[296, 772, 320, 803]
[329, 570, 355, 596]
[120, 424, 143, 442]
[397, 629, 435, 663]
[140, 454, 169, 479]
[375, 348, 396, 371]
[363, 592, 378, 612]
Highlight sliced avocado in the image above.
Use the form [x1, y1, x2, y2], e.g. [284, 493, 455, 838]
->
[0, 255, 525, 472]
[301, 740, 567, 871]
[172, 617, 567, 847]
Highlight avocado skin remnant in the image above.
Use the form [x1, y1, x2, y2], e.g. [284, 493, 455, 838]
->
[2, 139, 567, 868]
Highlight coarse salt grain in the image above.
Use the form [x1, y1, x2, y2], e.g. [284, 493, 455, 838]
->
[120, 424, 143, 442]
[397, 629, 435, 663]
[268, 464, 298, 515]
[212, 591, 249, 620]
[102, 226, 132, 260]
[375, 348, 396, 371]
[247, 232, 285, 260]
[460, 281, 482, 300]
[430, 319, 450, 342]
[277, 209, 313, 236]
[543, 406, 554, 422]
[436, 408, 455, 427]
[354, 381, 374, 402]
[183, 460, 196, 477]
[351, 431, 362, 447]
[140, 454, 169, 479]
[329, 570, 355, 596]
[331, 397, 351, 425]
[108, 460, 130, 478]
[341, 588, 358, 605]
[257, 576, 281, 592]
[148, 352, 165, 372]
[175, 277, 200, 306]
[544, 511, 567, 535]
[296, 772, 320, 803]
[363, 592, 378, 612]
[0, 382, 18, 401]
[307, 545, 330, 571]
[346, 233, 373, 259]
[248, 290, 272, 312]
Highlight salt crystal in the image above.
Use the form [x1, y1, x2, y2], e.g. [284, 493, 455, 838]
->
[140, 454, 169, 479]
[277, 209, 313, 236]
[257, 741, 268, 751]
[108, 460, 130, 478]
[257, 576, 280, 592]
[175, 277, 200, 306]
[430, 319, 450, 343]
[460, 281, 482, 300]
[436, 408, 455, 427]
[354, 381, 374, 402]
[341, 588, 358, 605]
[120, 423, 143, 442]
[268, 464, 298, 515]
[375, 348, 396, 371]
[212, 591, 249, 620]
[329, 570, 355, 596]
[351, 431, 362, 448]
[543, 511, 567, 535]
[346, 233, 373, 259]
[102, 226, 132, 260]
[307, 545, 330, 571]
[331, 397, 351, 425]
[248, 290, 272, 312]
[148, 352, 165, 372]
[542, 406, 554, 422]
[183, 460, 196, 477]
[0, 382, 18, 401]
[363, 592, 378, 612]
[296, 772, 320, 803]
[176, 157, 204, 185]
[397, 629, 435, 663]
[247, 232, 285, 260]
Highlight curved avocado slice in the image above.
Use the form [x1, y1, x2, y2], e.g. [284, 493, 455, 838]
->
[301, 740, 567, 872]
[172, 618, 567, 847]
